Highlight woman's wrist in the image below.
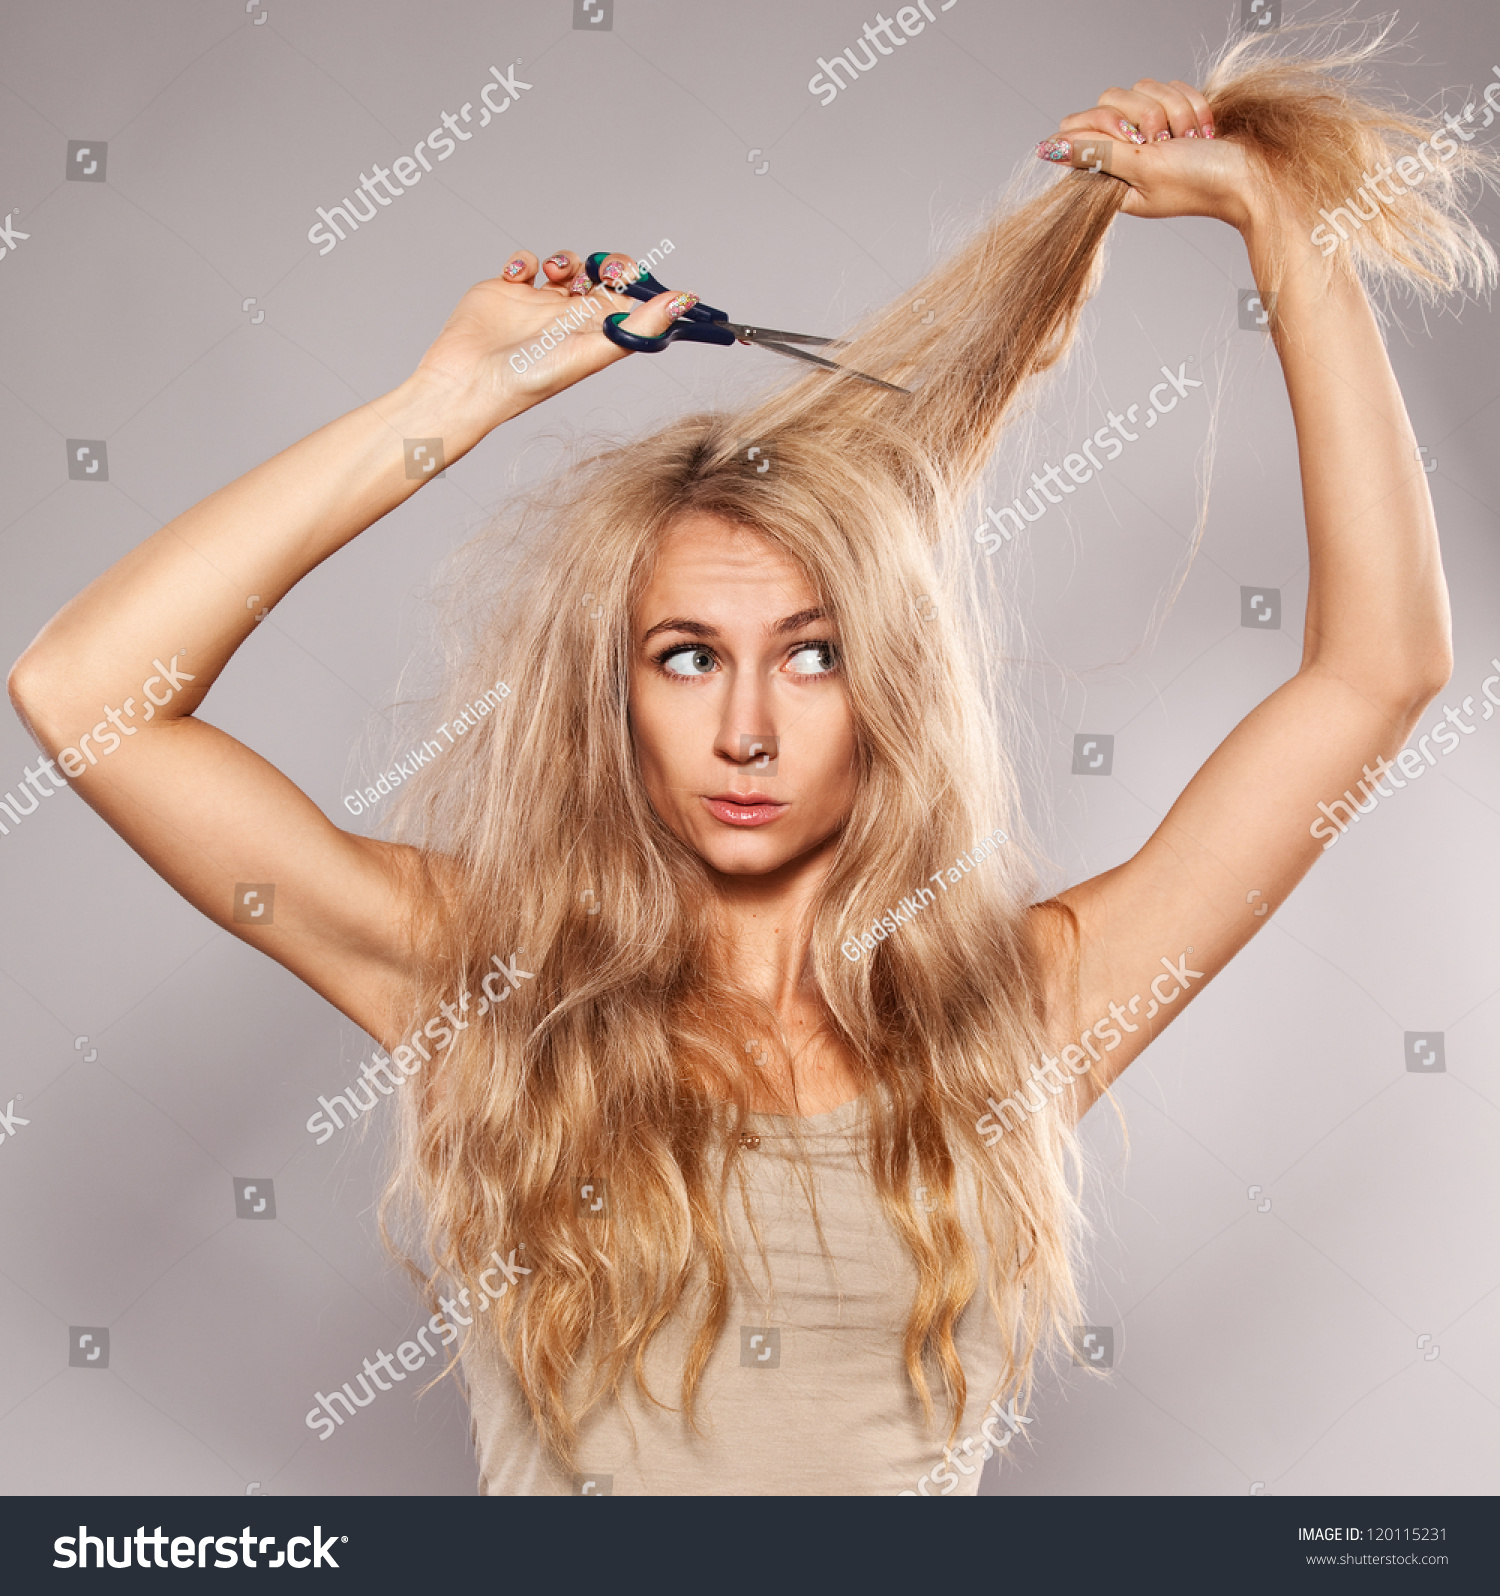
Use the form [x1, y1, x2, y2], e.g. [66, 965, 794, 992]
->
[1236, 181, 1302, 260]
[1236, 185, 1346, 312]
[395, 360, 524, 454]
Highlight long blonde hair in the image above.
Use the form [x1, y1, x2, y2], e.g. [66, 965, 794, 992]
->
[379, 19, 1494, 1465]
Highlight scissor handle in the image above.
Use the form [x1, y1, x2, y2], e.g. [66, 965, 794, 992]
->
[601, 312, 736, 355]
[586, 252, 734, 354]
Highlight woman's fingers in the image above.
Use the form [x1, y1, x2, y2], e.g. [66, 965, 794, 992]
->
[496, 247, 654, 300]
[1051, 111, 1142, 167]
[1165, 79, 1215, 138]
[593, 252, 639, 291]
[1074, 80, 1214, 144]
[1130, 78, 1208, 139]
[1036, 131, 1134, 177]
[499, 249, 537, 283]
[536, 249, 590, 295]
[1039, 75, 1217, 171]
[616, 288, 700, 339]
[1093, 87, 1166, 144]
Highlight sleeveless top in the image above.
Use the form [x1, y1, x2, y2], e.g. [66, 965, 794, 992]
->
[461, 1095, 1011, 1495]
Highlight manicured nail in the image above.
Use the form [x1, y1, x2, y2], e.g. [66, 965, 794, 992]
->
[503, 257, 527, 279]
[599, 259, 631, 285]
[545, 253, 570, 270]
[568, 273, 591, 294]
[1036, 137, 1071, 162]
[1119, 119, 1146, 144]
[1154, 129, 1172, 142]
[1202, 123, 1216, 138]
[664, 292, 698, 318]
[1184, 127, 1199, 138]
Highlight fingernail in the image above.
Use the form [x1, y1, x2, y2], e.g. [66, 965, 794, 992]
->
[1036, 137, 1071, 162]
[568, 273, 591, 294]
[600, 259, 630, 285]
[1154, 129, 1171, 142]
[545, 253, 570, 270]
[1184, 127, 1199, 138]
[1202, 123, 1216, 139]
[1119, 119, 1146, 145]
[664, 292, 698, 318]
[503, 257, 527, 279]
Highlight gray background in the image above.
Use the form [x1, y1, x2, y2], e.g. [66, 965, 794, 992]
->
[1, 0, 1496, 1495]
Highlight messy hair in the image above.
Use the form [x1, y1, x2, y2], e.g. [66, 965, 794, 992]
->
[379, 18, 1495, 1466]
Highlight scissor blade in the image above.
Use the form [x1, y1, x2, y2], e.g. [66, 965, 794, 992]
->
[752, 339, 912, 394]
[723, 323, 844, 348]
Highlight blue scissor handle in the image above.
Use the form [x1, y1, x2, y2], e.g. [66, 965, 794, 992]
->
[585, 252, 733, 355]
[600, 313, 736, 354]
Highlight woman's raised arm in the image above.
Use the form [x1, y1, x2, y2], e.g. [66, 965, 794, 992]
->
[6, 249, 685, 1045]
[1027, 75, 1488, 1114]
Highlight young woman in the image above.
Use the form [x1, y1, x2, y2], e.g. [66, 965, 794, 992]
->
[9, 30, 1492, 1494]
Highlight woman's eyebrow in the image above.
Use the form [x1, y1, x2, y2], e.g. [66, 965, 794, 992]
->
[640, 607, 829, 645]
[641, 616, 715, 644]
[769, 606, 827, 637]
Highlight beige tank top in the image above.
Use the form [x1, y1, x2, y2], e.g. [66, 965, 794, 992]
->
[461, 1095, 1011, 1495]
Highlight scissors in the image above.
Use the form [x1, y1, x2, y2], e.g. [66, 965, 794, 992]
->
[584, 252, 911, 394]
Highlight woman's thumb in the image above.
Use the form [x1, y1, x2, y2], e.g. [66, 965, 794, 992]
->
[616, 288, 700, 340]
[1038, 134, 1137, 183]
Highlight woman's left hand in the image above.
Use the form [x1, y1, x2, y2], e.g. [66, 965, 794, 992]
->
[1036, 77, 1264, 231]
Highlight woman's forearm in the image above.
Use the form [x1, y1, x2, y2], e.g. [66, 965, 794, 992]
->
[9, 367, 510, 744]
[1242, 202, 1453, 706]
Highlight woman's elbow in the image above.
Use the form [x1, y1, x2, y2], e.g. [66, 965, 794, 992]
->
[1401, 641, 1456, 716]
[7, 648, 68, 743]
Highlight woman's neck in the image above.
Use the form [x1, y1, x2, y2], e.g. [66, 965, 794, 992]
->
[706, 835, 864, 1115]
[708, 834, 832, 1008]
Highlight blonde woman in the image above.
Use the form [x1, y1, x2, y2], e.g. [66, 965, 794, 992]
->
[9, 30, 1491, 1494]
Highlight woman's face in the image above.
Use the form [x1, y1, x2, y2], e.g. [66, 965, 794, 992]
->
[628, 513, 859, 879]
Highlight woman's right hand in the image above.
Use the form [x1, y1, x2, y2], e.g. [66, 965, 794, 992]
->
[415, 247, 698, 419]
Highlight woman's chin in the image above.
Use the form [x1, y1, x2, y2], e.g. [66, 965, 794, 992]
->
[696, 834, 797, 878]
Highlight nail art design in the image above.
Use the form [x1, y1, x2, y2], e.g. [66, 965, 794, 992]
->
[1184, 127, 1199, 138]
[546, 253, 570, 270]
[1036, 137, 1072, 162]
[599, 259, 631, 285]
[503, 257, 527, 279]
[1119, 119, 1146, 145]
[1154, 130, 1172, 142]
[664, 292, 699, 318]
[568, 273, 591, 294]
[1202, 124, 1216, 138]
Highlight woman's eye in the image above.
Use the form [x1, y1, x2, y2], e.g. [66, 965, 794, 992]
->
[660, 646, 717, 677]
[786, 642, 837, 675]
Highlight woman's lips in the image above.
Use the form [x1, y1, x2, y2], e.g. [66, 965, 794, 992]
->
[702, 794, 787, 827]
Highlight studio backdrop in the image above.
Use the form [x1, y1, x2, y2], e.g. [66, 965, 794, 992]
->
[0, 0, 1496, 1495]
